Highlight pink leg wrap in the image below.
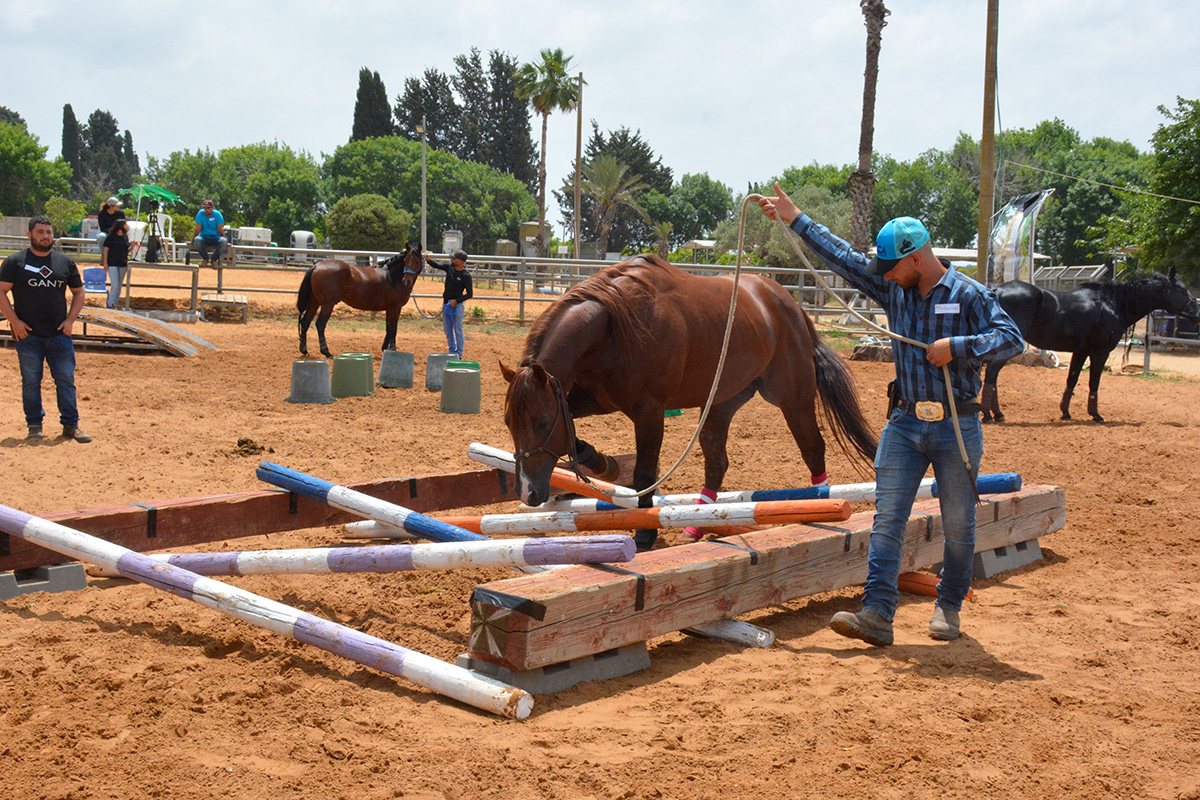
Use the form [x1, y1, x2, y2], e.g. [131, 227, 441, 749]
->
[683, 488, 719, 543]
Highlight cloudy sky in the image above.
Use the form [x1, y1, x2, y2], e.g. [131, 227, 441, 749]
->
[5, 0, 1199, 228]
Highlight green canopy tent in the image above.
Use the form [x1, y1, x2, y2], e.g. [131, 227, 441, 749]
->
[118, 183, 183, 219]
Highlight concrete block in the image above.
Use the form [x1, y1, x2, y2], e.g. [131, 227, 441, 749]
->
[0, 563, 88, 601]
[456, 642, 651, 695]
[973, 537, 1043, 579]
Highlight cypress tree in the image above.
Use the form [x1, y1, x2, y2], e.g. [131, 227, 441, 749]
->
[61, 104, 83, 193]
[351, 68, 395, 141]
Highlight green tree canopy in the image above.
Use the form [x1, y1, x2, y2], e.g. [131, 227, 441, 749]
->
[351, 68, 395, 141]
[0, 106, 25, 128]
[578, 155, 649, 257]
[713, 182, 852, 278]
[0, 121, 71, 216]
[325, 193, 413, 252]
[556, 123, 672, 252]
[42, 196, 87, 236]
[324, 135, 535, 253]
[1137, 97, 1200, 277]
[395, 68, 461, 153]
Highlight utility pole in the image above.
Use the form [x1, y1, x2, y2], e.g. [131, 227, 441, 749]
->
[418, 115, 428, 254]
[977, 0, 999, 284]
[573, 72, 583, 260]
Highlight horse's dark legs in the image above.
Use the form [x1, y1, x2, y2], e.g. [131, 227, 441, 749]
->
[573, 436, 621, 481]
[382, 308, 400, 351]
[774, 389, 829, 485]
[981, 360, 1006, 423]
[1087, 352, 1107, 422]
[298, 308, 315, 356]
[630, 410, 666, 552]
[1061, 352, 1088, 420]
[315, 304, 335, 358]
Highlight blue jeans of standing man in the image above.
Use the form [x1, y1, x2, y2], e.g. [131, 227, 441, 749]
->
[15, 333, 80, 428]
[443, 301, 465, 359]
[863, 408, 983, 619]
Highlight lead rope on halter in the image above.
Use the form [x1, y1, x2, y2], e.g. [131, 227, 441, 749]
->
[747, 193, 980, 503]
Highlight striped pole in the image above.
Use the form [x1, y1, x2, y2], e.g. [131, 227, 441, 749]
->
[0, 503, 533, 719]
[256, 461, 487, 543]
[467, 443, 640, 504]
[344, 498, 850, 537]
[531, 472, 1023, 513]
[86, 535, 635, 577]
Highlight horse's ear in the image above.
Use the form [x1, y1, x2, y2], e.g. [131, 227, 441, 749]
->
[529, 363, 549, 385]
[500, 361, 516, 384]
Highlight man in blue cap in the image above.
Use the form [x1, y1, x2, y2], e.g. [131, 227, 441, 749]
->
[757, 183, 1022, 644]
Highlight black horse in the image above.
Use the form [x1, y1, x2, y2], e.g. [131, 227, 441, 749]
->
[296, 243, 424, 357]
[982, 268, 1200, 423]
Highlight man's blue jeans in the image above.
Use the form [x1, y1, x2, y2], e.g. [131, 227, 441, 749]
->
[194, 235, 226, 263]
[863, 408, 983, 619]
[443, 301, 465, 359]
[15, 333, 79, 428]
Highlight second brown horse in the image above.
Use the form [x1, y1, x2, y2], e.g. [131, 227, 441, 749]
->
[501, 255, 878, 550]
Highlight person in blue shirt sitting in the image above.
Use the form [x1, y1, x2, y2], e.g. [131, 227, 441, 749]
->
[757, 182, 1023, 645]
[191, 199, 227, 267]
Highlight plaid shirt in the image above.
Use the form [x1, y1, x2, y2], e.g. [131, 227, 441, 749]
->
[790, 213, 1023, 404]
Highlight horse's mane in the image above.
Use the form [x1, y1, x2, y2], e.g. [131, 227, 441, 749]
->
[1079, 271, 1170, 320]
[522, 255, 665, 365]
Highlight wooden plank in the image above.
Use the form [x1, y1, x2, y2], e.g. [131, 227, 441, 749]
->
[466, 485, 1066, 671]
[76, 309, 198, 356]
[0, 455, 637, 573]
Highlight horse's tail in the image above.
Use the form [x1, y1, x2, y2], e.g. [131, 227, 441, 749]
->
[297, 267, 315, 316]
[808, 318, 879, 466]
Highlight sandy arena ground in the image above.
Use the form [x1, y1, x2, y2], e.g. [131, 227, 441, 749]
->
[1, 273, 1198, 800]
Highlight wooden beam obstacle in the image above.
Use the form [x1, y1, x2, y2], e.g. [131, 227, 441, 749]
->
[465, 484, 1065, 673]
[0, 455, 639, 573]
[0, 503, 533, 719]
[85, 535, 636, 578]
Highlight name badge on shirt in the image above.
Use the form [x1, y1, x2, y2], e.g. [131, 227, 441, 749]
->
[934, 303, 960, 315]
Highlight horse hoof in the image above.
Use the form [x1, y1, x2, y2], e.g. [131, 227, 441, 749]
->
[321, 350, 332, 358]
[595, 455, 621, 482]
[1061, 412, 1072, 421]
[994, 413, 1004, 423]
[1092, 415, 1105, 423]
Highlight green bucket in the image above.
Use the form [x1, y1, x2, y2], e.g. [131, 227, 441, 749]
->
[331, 352, 375, 398]
[446, 360, 480, 372]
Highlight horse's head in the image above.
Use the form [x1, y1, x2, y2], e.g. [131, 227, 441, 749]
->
[500, 361, 573, 506]
[384, 242, 425, 291]
[1163, 267, 1200, 323]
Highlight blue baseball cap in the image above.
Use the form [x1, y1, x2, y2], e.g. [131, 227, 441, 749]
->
[868, 216, 930, 275]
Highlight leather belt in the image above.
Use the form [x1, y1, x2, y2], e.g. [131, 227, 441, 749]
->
[896, 398, 982, 417]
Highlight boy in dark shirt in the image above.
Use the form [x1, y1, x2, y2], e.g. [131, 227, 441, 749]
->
[424, 249, 473, 359]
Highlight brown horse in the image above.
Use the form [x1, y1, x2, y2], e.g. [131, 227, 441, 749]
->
[500, 255, 878, 550]
[296, 242, 424, 356]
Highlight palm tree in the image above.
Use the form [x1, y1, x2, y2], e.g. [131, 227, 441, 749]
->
[848, 0, 890, 252]
[580, 155, 649, 258]
[653, 221, 674, 259]
[516, 48, 581, 258]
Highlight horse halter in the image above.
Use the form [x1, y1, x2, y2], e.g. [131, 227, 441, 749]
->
[514, 372, 593, 486]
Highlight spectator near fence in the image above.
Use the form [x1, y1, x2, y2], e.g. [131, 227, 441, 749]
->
[191, 200, 227, 267]
[0, 216, 92, 443]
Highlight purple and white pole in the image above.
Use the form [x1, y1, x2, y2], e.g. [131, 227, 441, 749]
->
[0, 503, 534, 719]
[87, 535, 635, 577]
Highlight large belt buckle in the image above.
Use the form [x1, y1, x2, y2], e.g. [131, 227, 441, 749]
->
[914, 401, 945, 422]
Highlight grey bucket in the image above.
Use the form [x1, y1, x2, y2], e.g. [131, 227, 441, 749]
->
[425, 352, 457, 391]
[377, 350, 414, 388]
[440, 367, 481, 414]
[286, 359, 335, 404]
